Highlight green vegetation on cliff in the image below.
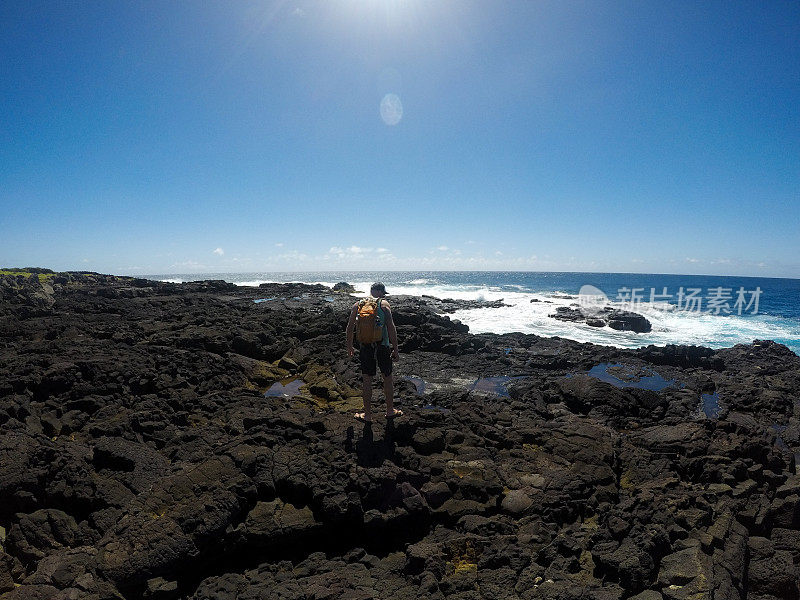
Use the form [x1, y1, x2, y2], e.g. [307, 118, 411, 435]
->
[0, 268, 56, 282]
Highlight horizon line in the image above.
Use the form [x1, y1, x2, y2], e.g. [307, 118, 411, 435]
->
[131, 268, 800, 282]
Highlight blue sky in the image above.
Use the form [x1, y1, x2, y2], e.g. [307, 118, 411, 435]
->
[1, 1, 798, 277]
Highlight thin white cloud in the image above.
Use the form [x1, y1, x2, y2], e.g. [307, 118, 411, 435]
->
[170, 260, 208, 271]
[277, 251, 308, 261]
[328, 245, 385, 256]
[322, 245, 397, 264]
[412, 253, 543, 269]
[436, 245, 448, 251]
[213, 247, 224, 256]
[274, 242, 284, 247]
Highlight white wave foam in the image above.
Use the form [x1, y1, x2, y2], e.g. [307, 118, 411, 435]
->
[235, 280, 271, 287]
[386, 283, 510, 301]
[158, 278, 184, 283]
[364, 282, 799, 353]
[156, 276, 799, 353]
[449, 293, 800, 352]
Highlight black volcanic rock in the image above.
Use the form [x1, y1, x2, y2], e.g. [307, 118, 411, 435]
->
[421, 294, 509, 313]
[550, 306, 583, 322]
[0, 272, 797, 599]
[604, 308, 652, 333]
[549, 305, 652, 333]
[332, 282, 356, 293]
[0, 274, 56, 316]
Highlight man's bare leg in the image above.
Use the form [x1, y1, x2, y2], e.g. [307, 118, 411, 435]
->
[383, 374, 401, 417]
[357, 374, 373, 422]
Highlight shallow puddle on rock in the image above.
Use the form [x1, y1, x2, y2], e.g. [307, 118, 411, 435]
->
[584, 363, 678, 392]
[771, 425, 800, 466]
[323, 295, 336, 302]
[265, 378, 305, 398]
[700, 392, 722, 419]
[253, 297, 277, 304]
[422, 404, 451, 413]
[401, 376, 427, 395]
[400, 376, 449, 411]
[469, 376, 527, 397]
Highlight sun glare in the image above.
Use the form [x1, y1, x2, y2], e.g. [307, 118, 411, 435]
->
[380, 93, 403, 125]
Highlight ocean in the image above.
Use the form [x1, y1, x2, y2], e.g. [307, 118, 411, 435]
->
[149, 271, 800, 356]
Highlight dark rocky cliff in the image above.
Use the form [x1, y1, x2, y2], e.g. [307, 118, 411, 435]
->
[0, 273, 798, 599]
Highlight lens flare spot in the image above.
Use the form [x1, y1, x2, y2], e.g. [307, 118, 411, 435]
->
[380, 94, 403, 125]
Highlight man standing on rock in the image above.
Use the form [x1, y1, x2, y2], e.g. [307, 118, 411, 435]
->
[346, 282, 402, 422]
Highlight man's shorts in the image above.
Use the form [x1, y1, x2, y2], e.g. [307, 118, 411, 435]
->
[359, 343, 393, 376]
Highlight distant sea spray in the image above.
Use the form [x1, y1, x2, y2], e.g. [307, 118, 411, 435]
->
[148, 271, 800, 356]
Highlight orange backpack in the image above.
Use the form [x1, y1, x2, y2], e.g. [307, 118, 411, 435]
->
[356, 298, 384, 344]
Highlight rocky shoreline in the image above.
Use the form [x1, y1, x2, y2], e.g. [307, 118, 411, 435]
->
[1, 272, 799, 599]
